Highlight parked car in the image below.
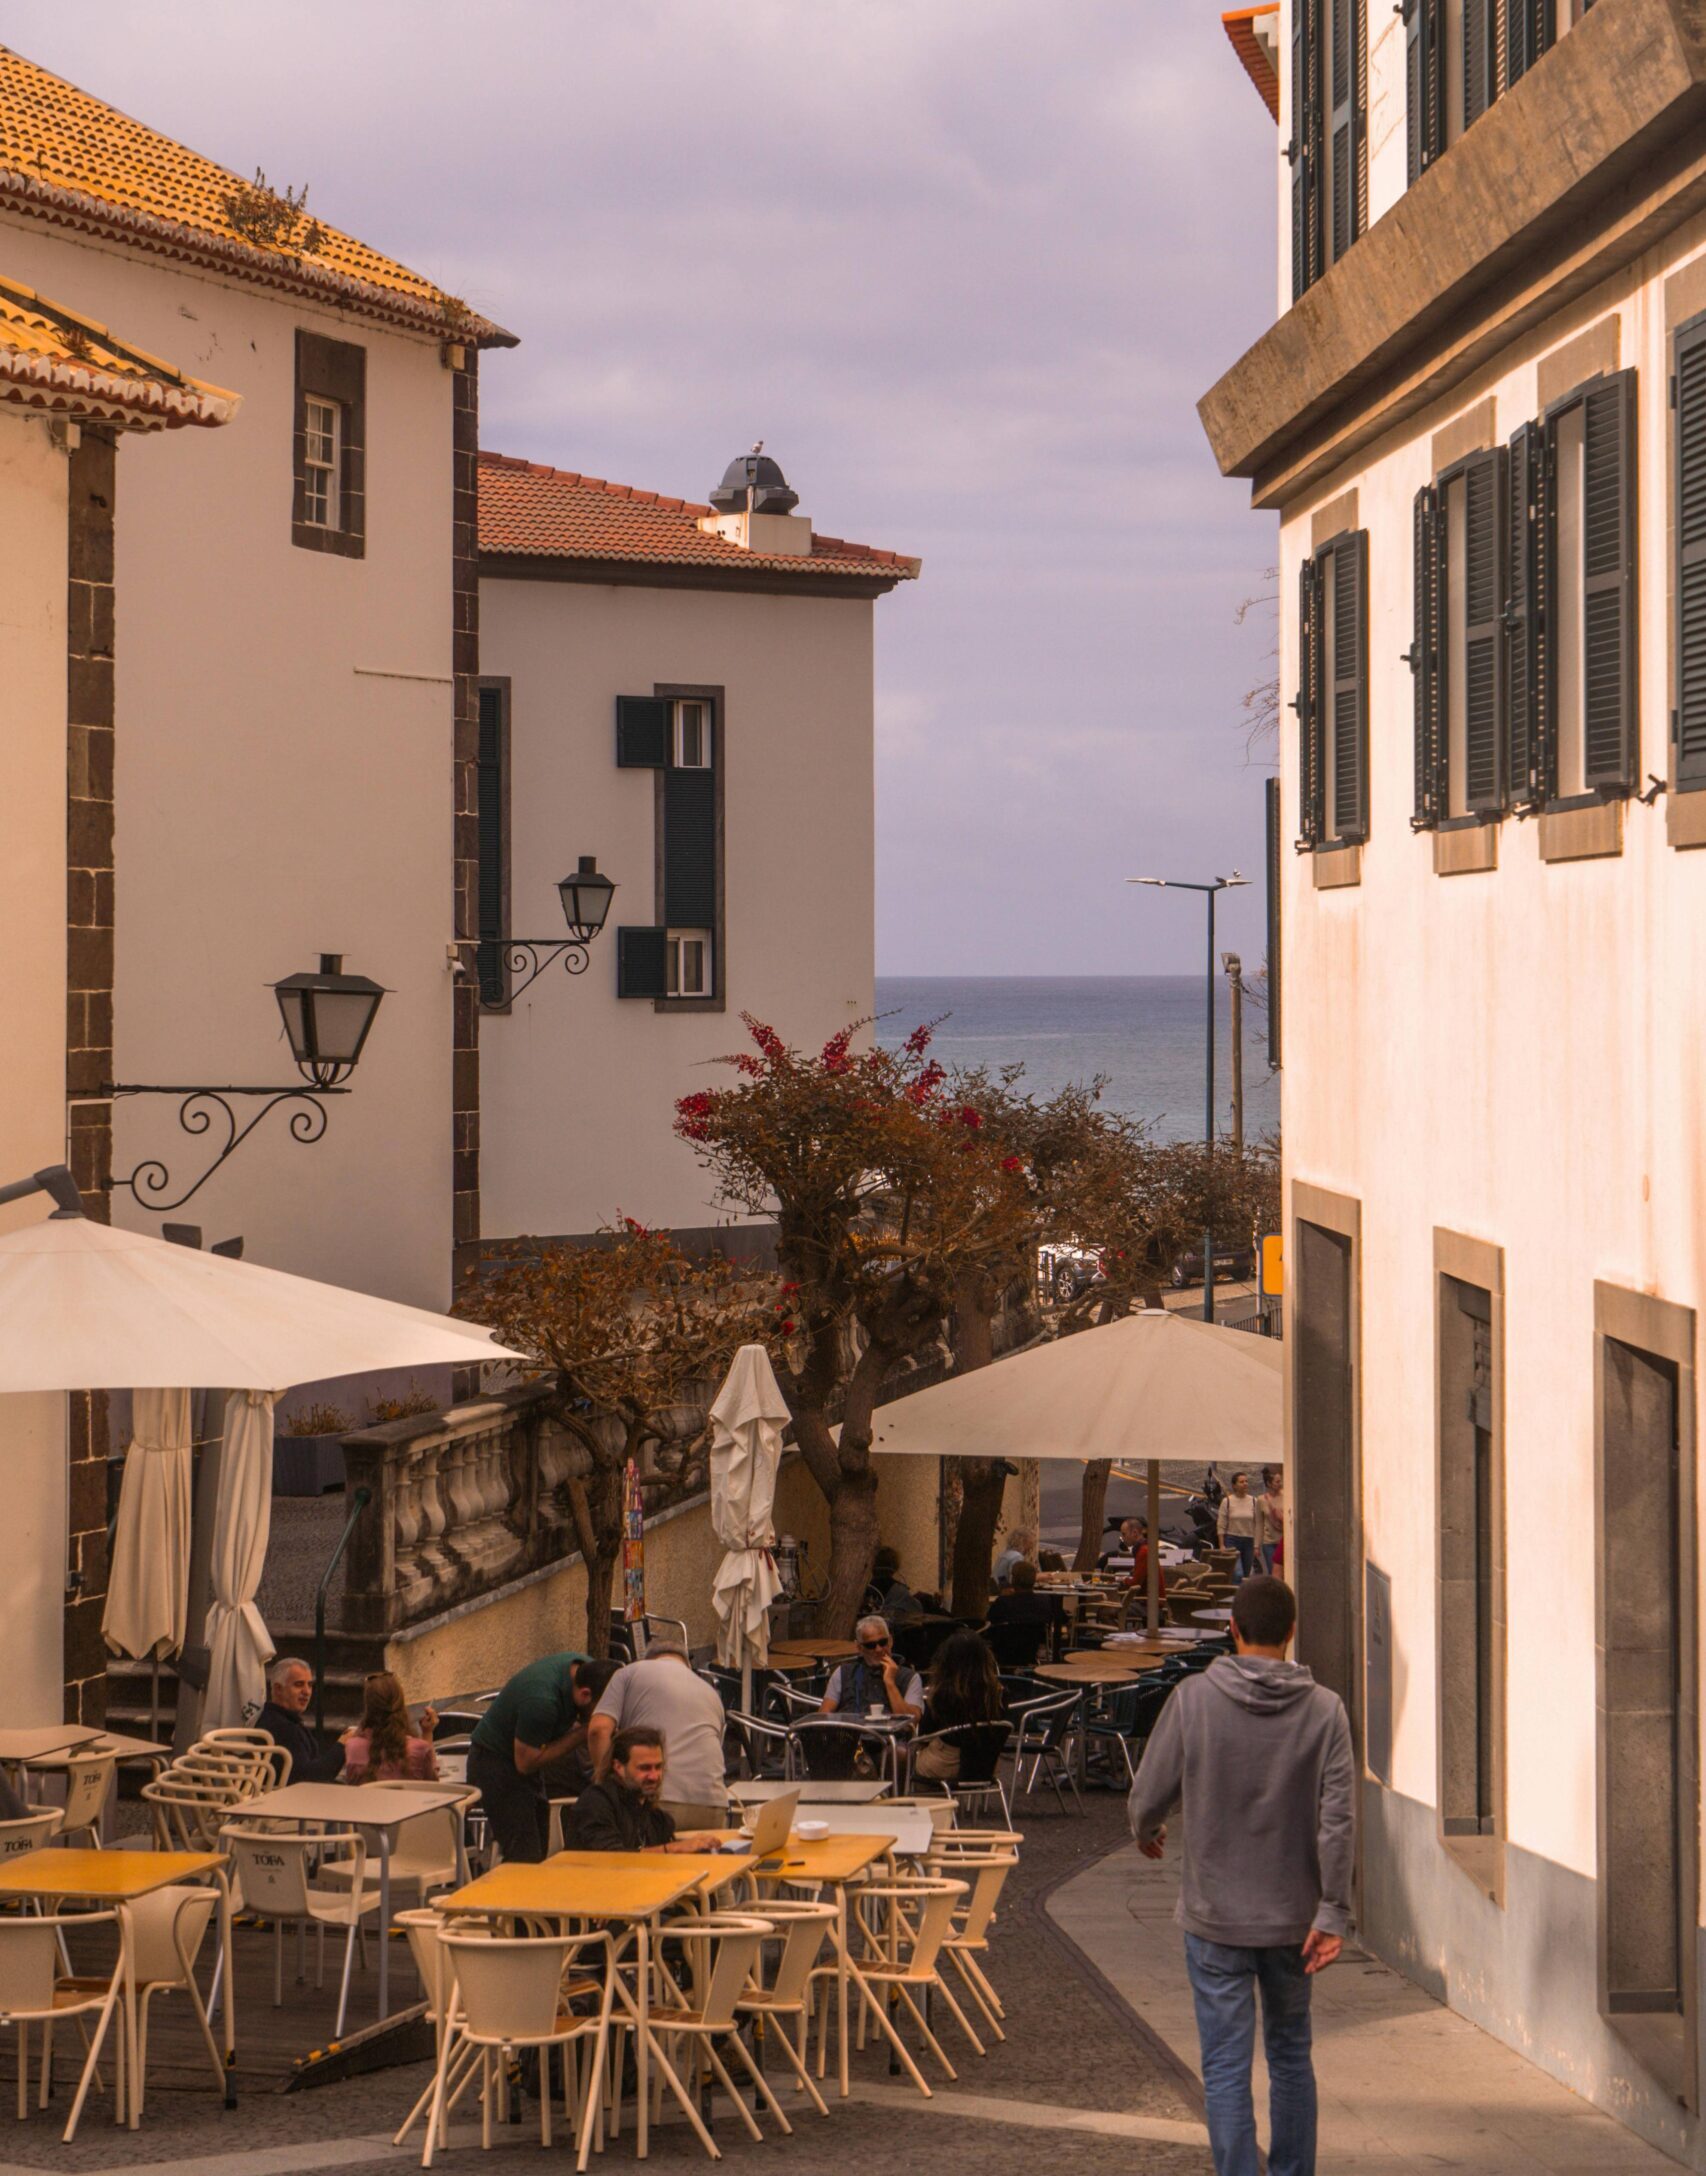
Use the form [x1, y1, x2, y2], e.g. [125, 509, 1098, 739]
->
[1169, 1241, 1256, 1288]
[1038, 1240, 1104, 1304]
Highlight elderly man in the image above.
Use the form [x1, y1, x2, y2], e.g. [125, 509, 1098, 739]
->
[567, 1727, 725, 1853]
[588, 1645, 729, 1832]
[256, 1656, 349, 1783]
[819, 1618, 924, 1721]
[993, 1529, 1034, 1590]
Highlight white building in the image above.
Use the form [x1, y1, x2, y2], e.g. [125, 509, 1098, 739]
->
[1207, 0, 1706, 2155]
[477, 448, 918, 1247]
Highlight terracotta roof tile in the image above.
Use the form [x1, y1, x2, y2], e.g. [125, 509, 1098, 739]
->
[0, 271, 236, 428]
[478, 452, 920, 585]
[1223, 6, 1280, 122]
[0, 46, 515, 346]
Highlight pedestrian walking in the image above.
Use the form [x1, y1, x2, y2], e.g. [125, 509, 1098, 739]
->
[1256, 1467, 1285, 1574]
[1127, 1575, 1353, 2176]
[1217, 1470, 1259, 1579]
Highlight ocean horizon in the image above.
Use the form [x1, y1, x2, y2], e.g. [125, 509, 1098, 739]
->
[873, 973, 1277, 1144]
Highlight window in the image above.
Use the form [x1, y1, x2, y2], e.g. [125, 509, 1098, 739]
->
[1437, 1255, 1504, 1897]
[1412, 451, 1505, 825]
[292, 331, 365, 558]
[1292, 0, 1366, 302]
[1672, 312, 1706, 792]
[613, 687, 723, 1005]
[1296, 529, 1368, 849]
[667, 930, 712, 997]
[1542, 370, 1637, 802]
[1408, 0, 1554, 181]
[1292, 1194, 1360, 1724]
[475, 681, 510, 1007]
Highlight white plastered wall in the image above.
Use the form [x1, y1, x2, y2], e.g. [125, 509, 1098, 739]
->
[0, 211, 457, 1312]
[0, 410, 72, 1719]
[1279, 214, 1706, 1885]
[479, 576, 877, 1240]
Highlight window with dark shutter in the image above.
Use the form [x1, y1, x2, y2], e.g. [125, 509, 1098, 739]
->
[475, 682, 509, 1006]
[1328, 530, 1369, 839]
[1504, 0, 1553, 88]
[1296, 556, 1325, 847]
[663, 769, 716, 927]
[617, 926, 669, 999]
[1463, 0, 1496, 130]
[1506, 422, 1546, 807]
[1327, 0, 1366, 267]
[1291, 0, 1322, 302]
[1582, 373, 1638, 794]
[1674, 315, 1706, 791]
[1462, 450, 1506, 815]
[1412, 485, 1443, 828]
[292, 331, 366, 559]
[1406, 0, 1444, 185]
[616, 696, 671, 768]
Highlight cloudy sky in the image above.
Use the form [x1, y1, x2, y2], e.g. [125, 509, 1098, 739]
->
[13, 2, 1279, 975]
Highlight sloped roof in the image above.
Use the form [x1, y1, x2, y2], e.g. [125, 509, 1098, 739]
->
[1223, 6, 1280, 122]
[0, 45, 515, 347]
[0, 272, 236, 428]
[478, 452, 921, 589]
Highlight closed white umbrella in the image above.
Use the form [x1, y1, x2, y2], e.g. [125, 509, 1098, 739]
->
[102, 1386, 193, 1665]
[0, 1212, 522, 1391]
[709, 1346, 789, 1703]
[202, 1390, 280, 1729]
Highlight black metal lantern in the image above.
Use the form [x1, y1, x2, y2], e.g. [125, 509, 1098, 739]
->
[557, 857, 616, 943]
[270, 954, 387, 1088]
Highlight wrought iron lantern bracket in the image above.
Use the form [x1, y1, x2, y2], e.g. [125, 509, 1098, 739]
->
[106, 1083, 351, 1213]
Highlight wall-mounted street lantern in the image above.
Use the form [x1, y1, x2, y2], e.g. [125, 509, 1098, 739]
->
[478, 856, 616, 1008]
[108, 953, 388, 1213]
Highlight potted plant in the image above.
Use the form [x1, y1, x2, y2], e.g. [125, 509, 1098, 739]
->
[274, 1401, 353, 1496]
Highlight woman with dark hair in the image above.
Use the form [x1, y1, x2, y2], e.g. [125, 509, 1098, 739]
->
[914, 1629, 1007, 1783]
[341, 1670, 439, 1783]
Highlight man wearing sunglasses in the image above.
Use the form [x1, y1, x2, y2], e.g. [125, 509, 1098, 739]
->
[818, 1617, 925, 1720]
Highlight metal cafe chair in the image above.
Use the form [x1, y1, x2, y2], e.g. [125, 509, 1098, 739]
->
[0, 1908, 126, 2140]
[219, 1824, 379, 2038]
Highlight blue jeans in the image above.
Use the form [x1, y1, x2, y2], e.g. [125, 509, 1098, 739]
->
[1228, 1534, 1256, 1580]
[1184, 1935, 1317, 2176]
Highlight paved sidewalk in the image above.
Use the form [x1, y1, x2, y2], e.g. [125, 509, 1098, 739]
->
[1049, 1836, 1680, 2176]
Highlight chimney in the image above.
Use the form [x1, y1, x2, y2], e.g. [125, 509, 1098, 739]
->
[698, 443, 813, 557]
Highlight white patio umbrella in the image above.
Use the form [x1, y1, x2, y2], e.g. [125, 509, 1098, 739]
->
[869, 1308, 1282, 1634]
[202, 1390, 280, 1729]
[0, 1212, 522, 1391]
[102, 1387, 194, 1736]
[708, 1345, 789, 1709]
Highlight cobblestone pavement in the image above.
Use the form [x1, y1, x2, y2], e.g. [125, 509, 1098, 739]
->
[0, 1795, 1211, 2175]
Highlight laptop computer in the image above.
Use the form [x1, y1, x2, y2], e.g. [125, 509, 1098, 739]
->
[736, 1788, 800, 1858]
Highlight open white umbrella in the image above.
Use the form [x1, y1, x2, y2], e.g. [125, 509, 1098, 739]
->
[102, 1387, 194, 1738]
[202, 1390, 279, 1729]
[709, 1346, 789, 1706]
[0, 1210, 523, 1391]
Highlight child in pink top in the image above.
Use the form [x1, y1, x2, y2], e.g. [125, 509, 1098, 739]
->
[340, 1670, 439, 1783]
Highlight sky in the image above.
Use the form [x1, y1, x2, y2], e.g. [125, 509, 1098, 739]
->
[10, 1, 1280, 976]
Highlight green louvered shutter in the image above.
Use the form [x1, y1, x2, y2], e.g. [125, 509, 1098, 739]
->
[663, 769, 717, 926]
[1463, 450, 1506, 814]
[476, 684, 507, 1004]
[1506, 423, 1545, 807]
[1406, 0, 1444, 184]
[1296, 556, 1325, 846]
[1674, 317, 1706, 788]
[1328, 0, 1364, 265]
[1463, 0, 1495, 128]
[616, 696, 670, 768]
[1329, 531, 1369, 839]
[1411, 486, 1442, 827]
[1581, 370, 1637, 794]
[1505, 0, 1552, 86]
[1291, 0, 1323, 300]
[617, 927, 668, 999]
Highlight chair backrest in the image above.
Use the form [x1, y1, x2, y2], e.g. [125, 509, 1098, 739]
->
[942, 1852, 1014, 1943]
[125, 1884, 218, 1985]
[981, 1621, 1047, 1672]
[60, 1751, 116, 1832]
[858, 1878, 965, 1976]
[443, 1930, 590, 2040]
[0, 1810, 61, 1859]
[1018, 1691, 1080, 1746]
[790, 1718, 883, 1783]
[0, 1914, 75, 2012]
[667, 1914, 770, 2031]
[939, 1721, 1011, 1783]
[398, 1908, 488, 2022]
[749, 1901, 834, 2008]
[221, 1826, 359, 1917]
[371, 1795, 460, 1880]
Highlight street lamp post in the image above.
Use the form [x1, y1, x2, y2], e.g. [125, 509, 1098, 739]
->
[1128, 872, 1248, 1322]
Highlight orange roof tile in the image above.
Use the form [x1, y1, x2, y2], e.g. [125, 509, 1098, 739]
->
[0, 272, 236, 428]
[478, 452, 921, 588]
[0, 46, 515, 347]
[1223, 6, 1280, 122]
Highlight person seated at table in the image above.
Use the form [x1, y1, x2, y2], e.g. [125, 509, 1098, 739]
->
[588, 1645, 730, 1831]
[985, 1558, 1066, 1636]
[865, 1545, 924, 1621]
[468, 1648, 588, 1865]
[992, 1528, 1034, 1590]
[1119, 1521, 1169, 1598]
[819, 1619, 925, 1720]
[339, 1670, 440, 1783]
[537, 1657, 620, 1802]
[1098, 1516, 1145, 1574]
[1038, 1548, 1068, 1574]
[565, 1728, 724, 1853]
[257, 1656, 347, 1783]
[914, 1630, 1009, 1782]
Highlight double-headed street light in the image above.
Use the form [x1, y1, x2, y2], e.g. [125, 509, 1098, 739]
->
[1128, 872, 1248, 1322]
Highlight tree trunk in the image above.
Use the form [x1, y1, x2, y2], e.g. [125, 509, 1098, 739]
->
[820, 1468, 880, 1636]
[951, 1458, 1009, 1617]
[1075, 1458, 1112, 1573]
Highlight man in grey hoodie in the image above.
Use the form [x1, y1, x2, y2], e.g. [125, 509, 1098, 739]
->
[1127, 1574, 1353, 2176]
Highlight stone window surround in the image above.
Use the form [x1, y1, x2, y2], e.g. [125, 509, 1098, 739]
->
[650, 681, 725, 1016]
[292, 329, 365, 560]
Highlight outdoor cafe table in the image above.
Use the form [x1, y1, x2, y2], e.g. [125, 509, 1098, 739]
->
[25, 1732, 173, 1837]
[780, 1804, 936, 1855]
[768, 1637, 861, 1664]
[0, 1726, 99, 1782]
[729, 1777, 891, 1804]
[232, 1781, 468, 2019]
[0, 1846, 235, 2128]
[1035, 1658, 1146, 1789]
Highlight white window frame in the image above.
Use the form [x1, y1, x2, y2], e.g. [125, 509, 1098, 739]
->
[303, 395, 342, 530]
[673, 700, 712, 770]
[666, 928, 712, 998]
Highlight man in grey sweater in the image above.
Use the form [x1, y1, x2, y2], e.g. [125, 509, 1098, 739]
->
[1127, 1575, 1353, 2176]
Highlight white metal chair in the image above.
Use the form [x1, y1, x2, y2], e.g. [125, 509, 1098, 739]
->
[640, 1912, 794, 2144]
[54, 1753, 117, 1850]
[392, 1909, 490, 2154]
[924, 1841, 1018, 2039]
[220, 1824, 379, 2037]
[121, 1884, 225, 2119]
[426, 1927, 616, 2169]
[0, 1909, 125, 2140]
[848, 1875, 977, 2090]
[731, 1897, 835, 2116]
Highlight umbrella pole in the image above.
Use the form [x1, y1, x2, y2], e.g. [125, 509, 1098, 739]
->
[1147, 1459, 1161, 1639]
[741, 1663, 753, 1722]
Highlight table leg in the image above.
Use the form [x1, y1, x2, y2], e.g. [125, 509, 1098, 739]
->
[636, 1920, 650, 2161]
[121, 1903, 139, 2130]
[836, 1885, 850, 2100]
[377, 1832, 391, 2019]
[216, 1868, 236, 2103]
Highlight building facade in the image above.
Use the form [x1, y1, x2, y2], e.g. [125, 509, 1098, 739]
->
[476, 449, 918, 1247]
[1207, 0, 1706, 2157]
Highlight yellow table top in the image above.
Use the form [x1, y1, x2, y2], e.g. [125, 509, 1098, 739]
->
[439, 1852, 715, 1921]
[0, 1848, 224, 1900]
[754, 1834, 890, 1885]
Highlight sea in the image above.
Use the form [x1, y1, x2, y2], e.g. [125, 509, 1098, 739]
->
[873, 974, 1277, 1145]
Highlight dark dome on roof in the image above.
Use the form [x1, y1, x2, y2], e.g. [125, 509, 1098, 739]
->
[709, 449, 799, 516]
